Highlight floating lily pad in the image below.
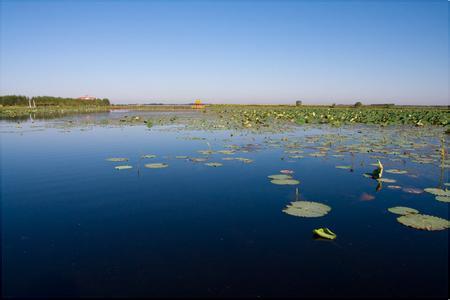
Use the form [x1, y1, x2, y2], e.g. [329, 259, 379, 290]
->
[144, 163, 168, 169]
[142, 154, 156, 159]
[388, 206, 419, 215]
[283, 201, 331, 218]
[115, 165, 133, 170]
[385, 169, 408, 174]
[397, 214, 450, 231]
[378, 178, 396, 183]
[106, 157, 128, 162]
[435, 196, 450, 203]
[190, 157, 207, 162]
[175, 156, 188, 159]
[268, 174, 292, 180]
[271, 179, 300, 185]
[424, 188, 450, 197]
[217, 150, 235, 155]
[402, 187, 423, 194]
[222, 157, 235, 161]
[387, 185, 402, 189]
[198, 150, 215, 155]
[205, 162, 223, 167]
[335, 165, 352, 169]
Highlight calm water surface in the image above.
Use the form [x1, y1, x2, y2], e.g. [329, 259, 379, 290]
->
[1, 114, 448, 298]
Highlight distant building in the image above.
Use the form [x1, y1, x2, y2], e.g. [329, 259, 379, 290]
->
[78, 95, 96, 100]
[191, 99, 205, 109]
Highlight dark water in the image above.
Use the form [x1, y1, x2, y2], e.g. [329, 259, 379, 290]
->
[1, 117, 448, 298]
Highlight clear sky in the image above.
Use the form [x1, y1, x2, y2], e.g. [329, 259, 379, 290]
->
[0, 0, 448, 105]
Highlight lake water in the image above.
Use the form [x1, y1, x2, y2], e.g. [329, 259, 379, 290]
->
[1, 113, 448, 298]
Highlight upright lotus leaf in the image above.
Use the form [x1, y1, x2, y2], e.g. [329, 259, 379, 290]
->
[435, 196, 450, 203]
[205, 162, 223, 167]
[106, 157, 128, 162]
[385, 169, 408, 174]
[397, 214, 450, 231]
[424, 188, 450, 197]
[142, 154, 156, 159]
[115, 165, 133, 170]
[268, 174, 292, 180]
[283, 201, 331, 218]
[388, 206, 419, 215]
[271, 179, 300, 185]
[144, 163, 168, 169]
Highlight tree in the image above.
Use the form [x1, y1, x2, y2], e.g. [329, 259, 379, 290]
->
[354, 101, 363, 107]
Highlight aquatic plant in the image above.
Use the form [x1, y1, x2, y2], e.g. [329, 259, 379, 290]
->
[397, 214, 450, 231]
[388, 206, 419, 215]
[283, 201, 331, 218]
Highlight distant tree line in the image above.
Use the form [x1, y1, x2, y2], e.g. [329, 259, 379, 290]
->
[0, 95, 110, 106]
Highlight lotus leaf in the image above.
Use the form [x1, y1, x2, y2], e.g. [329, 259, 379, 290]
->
[388, 206, 419, 215]
[397, 214, 450, 231]
[115, 165, 133, 170]
[107, 157, 128, 162]
[205, 162, 223, 167]
[145, 163, 168, 169]
[271, 179, 300, 185]
[283, 201, 331, 218]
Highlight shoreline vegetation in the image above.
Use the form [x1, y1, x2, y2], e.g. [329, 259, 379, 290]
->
[0, 95, 448, 128]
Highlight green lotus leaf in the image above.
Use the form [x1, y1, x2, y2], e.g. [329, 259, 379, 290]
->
[388, 206, 419, 215]
[283, 201, 331, 218]
[385, 169, 408, 174]
[106, 157, 128, 162]
[115, 165, 133, 170]
[175, 156, 188, 159]
[190, 157, 207, 162]
[144, 163, 168, 169]
[424, 188, 450, 197]
[435, 196, 450, 203]
[397, 214, 450, 231]
[205, 162, 223, 167]
[335, 165, 352, 169]
[268, 174, 292, 180]
[142, 154, 156, 159]
[378, 178, 396, 183]
[270, 179, 300, 185]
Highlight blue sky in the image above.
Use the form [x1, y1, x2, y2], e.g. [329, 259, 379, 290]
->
[0, 0, 448, 105]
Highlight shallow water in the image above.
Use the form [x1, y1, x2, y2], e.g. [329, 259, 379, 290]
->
[1, 114, 448, 298]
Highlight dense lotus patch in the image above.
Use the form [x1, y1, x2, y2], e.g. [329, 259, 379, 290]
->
[283, 201, 331, 218]
[397, 214, 450, 231]
[144, 163, 168, 169]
